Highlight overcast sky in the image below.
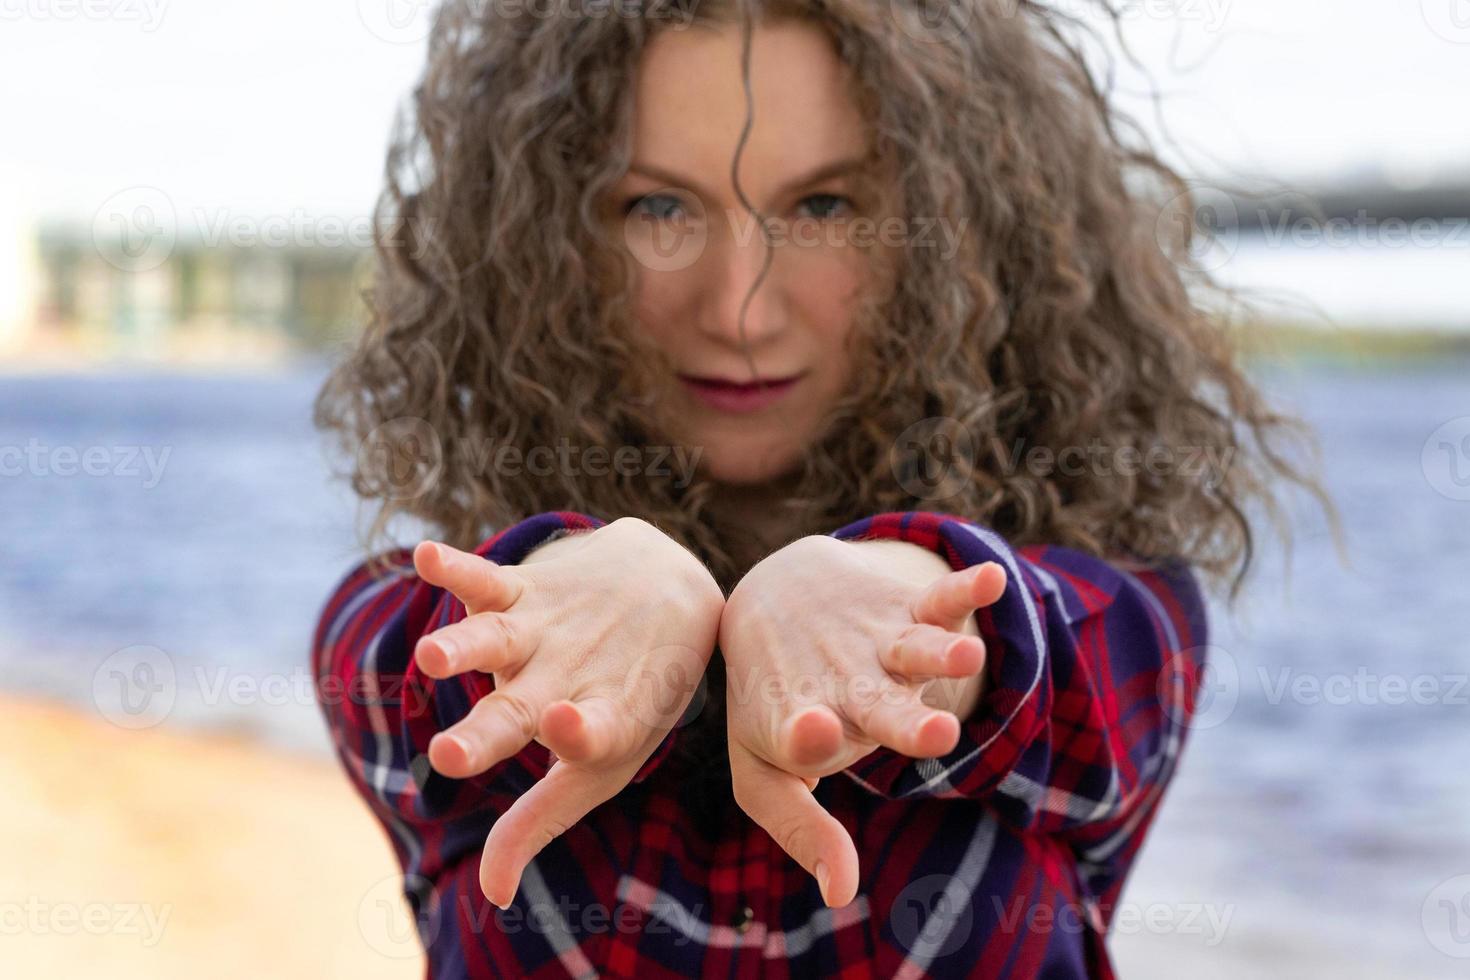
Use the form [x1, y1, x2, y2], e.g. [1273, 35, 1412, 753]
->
[1, 0, 1467, 224]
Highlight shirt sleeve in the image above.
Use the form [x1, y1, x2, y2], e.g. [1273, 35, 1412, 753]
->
[827, 511, 1208, 894]
[310, 510, 681, 885]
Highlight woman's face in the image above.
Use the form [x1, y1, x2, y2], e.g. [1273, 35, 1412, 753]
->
[609, 19, 881, 486]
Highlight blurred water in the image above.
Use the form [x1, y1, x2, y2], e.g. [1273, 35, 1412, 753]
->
[0, 363, 368, 750]
[1113, 359, 1470, 979]
[0, 358, 1467, 975]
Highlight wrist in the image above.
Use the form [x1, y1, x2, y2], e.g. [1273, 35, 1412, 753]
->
[522, 526, 596, 565]
[844, 537, 958, 592]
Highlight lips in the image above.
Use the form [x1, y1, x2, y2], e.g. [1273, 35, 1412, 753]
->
[677, 372, 805, 414]
[678, 373, 803, 390]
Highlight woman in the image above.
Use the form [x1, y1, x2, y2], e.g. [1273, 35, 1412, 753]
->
[312, 0, 1331, 976]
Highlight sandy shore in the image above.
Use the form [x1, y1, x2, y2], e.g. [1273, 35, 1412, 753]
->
[0, 695, 424, 978]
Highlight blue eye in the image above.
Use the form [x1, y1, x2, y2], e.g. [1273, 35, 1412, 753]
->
[799, 193, 853, 220]
[626, 194, 686, 220]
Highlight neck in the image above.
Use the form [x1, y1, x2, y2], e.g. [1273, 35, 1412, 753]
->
[707, 476, 802, 569]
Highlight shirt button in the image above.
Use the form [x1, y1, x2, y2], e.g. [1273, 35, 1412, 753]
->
[732, 904, 755, 934]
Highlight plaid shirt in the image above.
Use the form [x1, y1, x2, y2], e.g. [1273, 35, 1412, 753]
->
[312, 510, 1207, 979]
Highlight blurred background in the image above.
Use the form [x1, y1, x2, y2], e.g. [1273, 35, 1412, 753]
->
[0, 1, 1467, 977]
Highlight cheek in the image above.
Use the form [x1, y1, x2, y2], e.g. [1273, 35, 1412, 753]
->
[789, 254, 865, 383]
[631, 274, 688, 348]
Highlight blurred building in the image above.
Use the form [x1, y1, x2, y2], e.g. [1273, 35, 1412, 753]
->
[3, 218, 372, 368]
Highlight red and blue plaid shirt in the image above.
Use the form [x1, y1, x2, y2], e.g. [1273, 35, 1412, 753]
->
[312, 511, 1208, 978]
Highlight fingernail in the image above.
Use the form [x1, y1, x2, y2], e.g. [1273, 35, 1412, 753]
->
[437, 733, 467, 761]
[815, 860, 831, 905]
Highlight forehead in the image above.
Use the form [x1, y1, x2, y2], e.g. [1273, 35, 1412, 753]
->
[628, 20, 869, 190]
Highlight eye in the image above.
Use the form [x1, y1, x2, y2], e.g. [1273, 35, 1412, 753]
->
[624, 193, 687, 220]
[797, 193, 853, 220]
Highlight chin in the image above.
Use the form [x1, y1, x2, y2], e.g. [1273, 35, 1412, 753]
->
[696, 437, 804, 486]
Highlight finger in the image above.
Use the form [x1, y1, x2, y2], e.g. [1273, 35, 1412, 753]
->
[910, 561, 1007, 629]
[537, 695, 641, 767]
[879, 623, 986, 681]
[730, 742, 859, 908]
[413, 540, 526, 614]
[427, 682, 552, 779]
[479, 759, 630, 909]
[846, 680, 960, 759]
[770, 704, 847, 773]
[414, 611, 533, 679]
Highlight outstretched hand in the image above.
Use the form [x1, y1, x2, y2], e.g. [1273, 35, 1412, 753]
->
[717, 535, 1007, 908]
[411, 517, 723, 908]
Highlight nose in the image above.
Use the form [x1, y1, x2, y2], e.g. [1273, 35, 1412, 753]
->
[695, 220, 788, 350]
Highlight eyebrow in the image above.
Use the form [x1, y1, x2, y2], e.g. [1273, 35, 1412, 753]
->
[625, 155, 867, 200]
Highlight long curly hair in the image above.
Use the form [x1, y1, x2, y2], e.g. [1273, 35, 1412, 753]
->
[314, 0, 1339, 821]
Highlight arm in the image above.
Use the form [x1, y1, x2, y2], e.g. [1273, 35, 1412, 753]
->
[829, 511, 1209, 898]
[310, 511, 683, 886]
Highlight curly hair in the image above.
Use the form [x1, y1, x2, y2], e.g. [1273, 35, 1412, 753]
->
[314, 0, 1339, 822]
